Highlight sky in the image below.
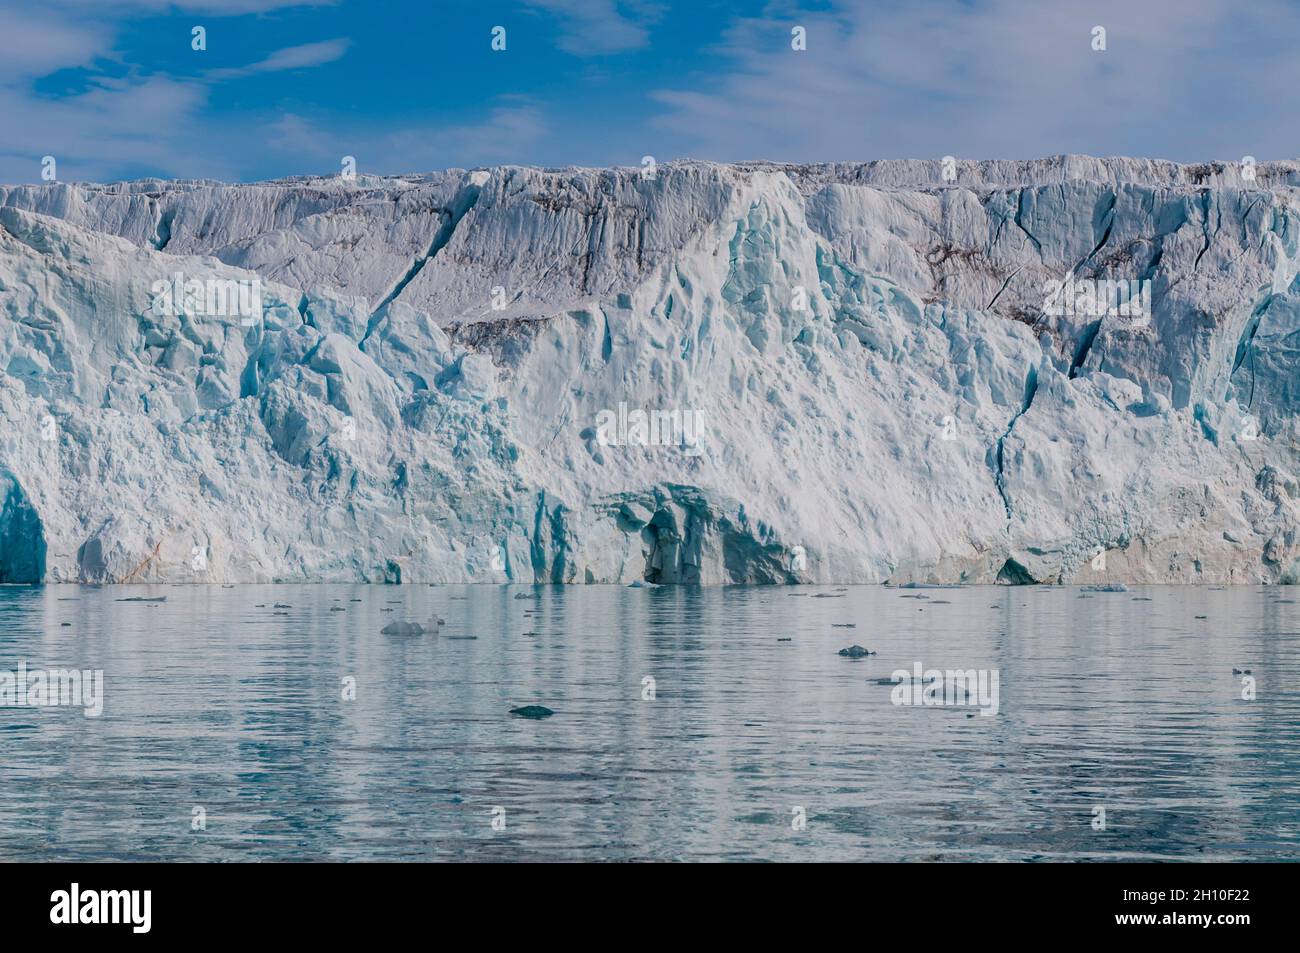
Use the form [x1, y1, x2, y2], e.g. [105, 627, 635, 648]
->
[1, 0, 1298, 183]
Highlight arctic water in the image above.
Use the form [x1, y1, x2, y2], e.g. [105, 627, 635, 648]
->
[0, 583, 1296, 861]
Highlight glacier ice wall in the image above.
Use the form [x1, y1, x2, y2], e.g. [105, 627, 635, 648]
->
[0, 156, 1297, 584]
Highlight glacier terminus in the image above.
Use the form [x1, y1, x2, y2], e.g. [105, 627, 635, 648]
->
[0, 155, 1297, 586]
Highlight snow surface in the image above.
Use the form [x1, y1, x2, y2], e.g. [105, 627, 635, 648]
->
[0, 157, 1297, 584]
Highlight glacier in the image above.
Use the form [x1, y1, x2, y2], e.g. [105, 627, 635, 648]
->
[0, 155, 1297, 585]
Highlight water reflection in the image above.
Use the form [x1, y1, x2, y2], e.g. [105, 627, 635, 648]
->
[0, 583, 1296, 860]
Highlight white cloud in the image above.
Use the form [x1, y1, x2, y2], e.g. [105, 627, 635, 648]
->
[266, 102, 550, 175]
[207, 39, 350, 79]
[0, 11, 108, 81]
[524, 0, 663, 55]
[0, 4, 351, 182]
[4, 0, 1295, 183]
[649, 0, 1300, 162]
[0, 76, 229, 182]
[44, 1, 336, 13]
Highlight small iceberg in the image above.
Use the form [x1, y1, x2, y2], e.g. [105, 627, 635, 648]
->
[510, 705, 554, 719]
[1080, 584, 1128, 592]
[115, 596, 166, 603]
[837, 645, 874, 658]
[381, 616, 445, 635]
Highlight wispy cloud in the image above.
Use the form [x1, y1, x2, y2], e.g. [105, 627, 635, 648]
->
[42, 1, 336, 13]
[2, 0, 1295, 184]
[266, 101, 550, 175]
[650, 0, 1300, 162]
[0, 4, 350, 182]
[0, 10, 108, 81]
[0, 77, 221, 183]
[207, 39, 350, 80]
[523, 0, 663, 54]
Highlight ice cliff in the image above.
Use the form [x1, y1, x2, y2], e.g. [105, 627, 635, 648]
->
[0, 156, 1297, 584]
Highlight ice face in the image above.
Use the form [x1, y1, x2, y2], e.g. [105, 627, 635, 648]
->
[0, 157, 1296, 584]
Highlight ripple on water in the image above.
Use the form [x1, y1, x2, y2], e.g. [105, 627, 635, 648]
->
[0, 583, 1296, 861]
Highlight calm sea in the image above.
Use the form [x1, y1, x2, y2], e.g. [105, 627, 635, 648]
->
[1, 583, 1297, 861]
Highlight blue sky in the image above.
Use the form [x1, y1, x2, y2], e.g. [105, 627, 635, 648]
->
[2, 0, 1298, 183]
